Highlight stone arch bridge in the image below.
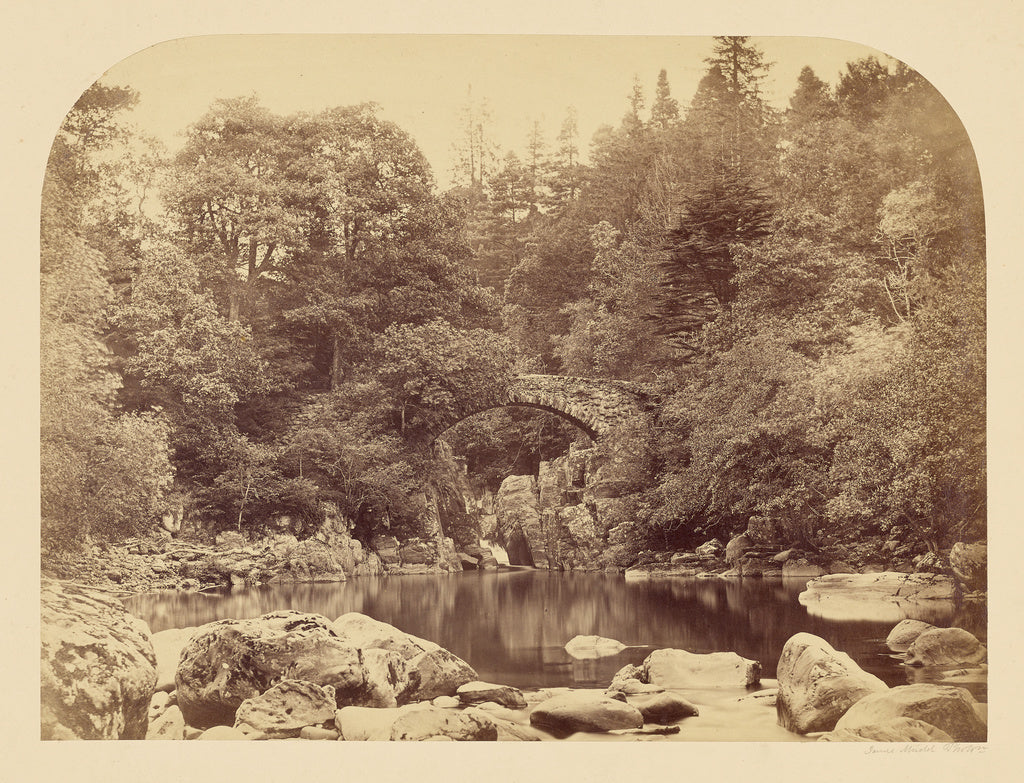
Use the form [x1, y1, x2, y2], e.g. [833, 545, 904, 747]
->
[435, 374, 657, 441]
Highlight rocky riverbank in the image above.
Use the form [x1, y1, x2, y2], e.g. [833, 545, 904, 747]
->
[489, 446, 988, 600]
[40, 512, 470, 595]
[41, 576, 988, 742]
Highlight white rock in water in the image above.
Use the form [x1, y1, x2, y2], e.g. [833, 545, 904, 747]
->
[885, 619, 935, 651]
[798, 572, 955, 623]
[642, 648, 761, 689]
[564, 634, 627, 659]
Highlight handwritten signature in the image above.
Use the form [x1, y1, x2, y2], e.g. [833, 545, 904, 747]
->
[865, 745, 986, 754]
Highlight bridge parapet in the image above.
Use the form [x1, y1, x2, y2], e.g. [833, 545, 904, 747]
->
[492, 374, 654, 439]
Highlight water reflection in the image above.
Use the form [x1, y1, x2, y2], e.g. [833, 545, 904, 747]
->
[125, 570, 978, 693]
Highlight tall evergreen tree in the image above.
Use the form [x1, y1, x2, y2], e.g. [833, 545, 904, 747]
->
[788, 66, 834, 123]
[450, 85, 498, 193]
[684, 36, 775, 174]
[523, 120, 551, 214]
[650, 69, 680, 129]
[585, 80, 655, 230]
[549, 106, 584, 212]
[653, 165, 773, 341]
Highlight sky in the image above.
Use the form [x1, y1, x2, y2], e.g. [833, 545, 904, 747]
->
[97, 35, 886, 189]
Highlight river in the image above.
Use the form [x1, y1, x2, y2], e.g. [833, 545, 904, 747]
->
[125, 568, 984, 703]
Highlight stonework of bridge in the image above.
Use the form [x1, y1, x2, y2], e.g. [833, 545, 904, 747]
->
[440, 374, 656, 440]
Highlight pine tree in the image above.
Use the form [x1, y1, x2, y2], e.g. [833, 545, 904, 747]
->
[450, 85, 498, 193]
[585, 80, 655, 230]
[788, 66, 834, 122]
[550, 106, 583, 211]
[685, 37, 776, 174]
[523, 120, 551, 213]
[653, 165, 773, 341]
[650, 69, 680, 129]
[705, 36, 771, 103]
[835, 56, 905, 125]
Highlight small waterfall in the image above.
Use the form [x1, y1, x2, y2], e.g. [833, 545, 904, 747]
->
[480, 538, 510, 566]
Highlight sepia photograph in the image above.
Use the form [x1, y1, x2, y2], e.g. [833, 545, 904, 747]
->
[9, 0, 1021, 778]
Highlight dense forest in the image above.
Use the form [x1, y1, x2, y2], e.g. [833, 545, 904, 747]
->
[41, 37, 985, 569]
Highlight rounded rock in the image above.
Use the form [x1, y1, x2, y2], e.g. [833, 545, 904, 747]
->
[529, 692, 644, 736]
[834, 683, 986, 742]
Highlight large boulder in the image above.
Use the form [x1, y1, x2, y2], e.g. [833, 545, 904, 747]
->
[564, 635, 627, 660]
[174, 611, 403, 729]
[41, 579, 158, 740]
[949, 542, 987, 592]
[530, 692, 645, 736]
[331, 612, 438, 659]
[695, 539, 724, 559]
[406, 648, 478, 701]
[904, 627, 987, 667]
[495, 474, 547, 568]
[642, 648, 761, 689]
[834, 683, 987, 742]
[331, 613, 476, 701]
[233, 679, 337, 738]
[725, 533, 755, 565]
[775, 633, 889, 734]
[885, 619, 935, 651]
[818, 717, 953, 742]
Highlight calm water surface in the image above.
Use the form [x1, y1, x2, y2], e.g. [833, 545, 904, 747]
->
[125, 569, 984, 698]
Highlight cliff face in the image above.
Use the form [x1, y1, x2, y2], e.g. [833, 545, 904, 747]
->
[493, 446, 626, 570]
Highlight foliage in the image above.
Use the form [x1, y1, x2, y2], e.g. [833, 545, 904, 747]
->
[553, 221, 669, 378]
[653, 166, 773, 340]
[41, 52, 985, 565]
[114, 242, 272, 424]
[281, 380, 421, 536]
[374, 319, 516, 441]
[41, 87, 175, 554]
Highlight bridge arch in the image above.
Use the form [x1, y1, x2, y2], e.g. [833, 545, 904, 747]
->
[432, 374, 654, 442]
